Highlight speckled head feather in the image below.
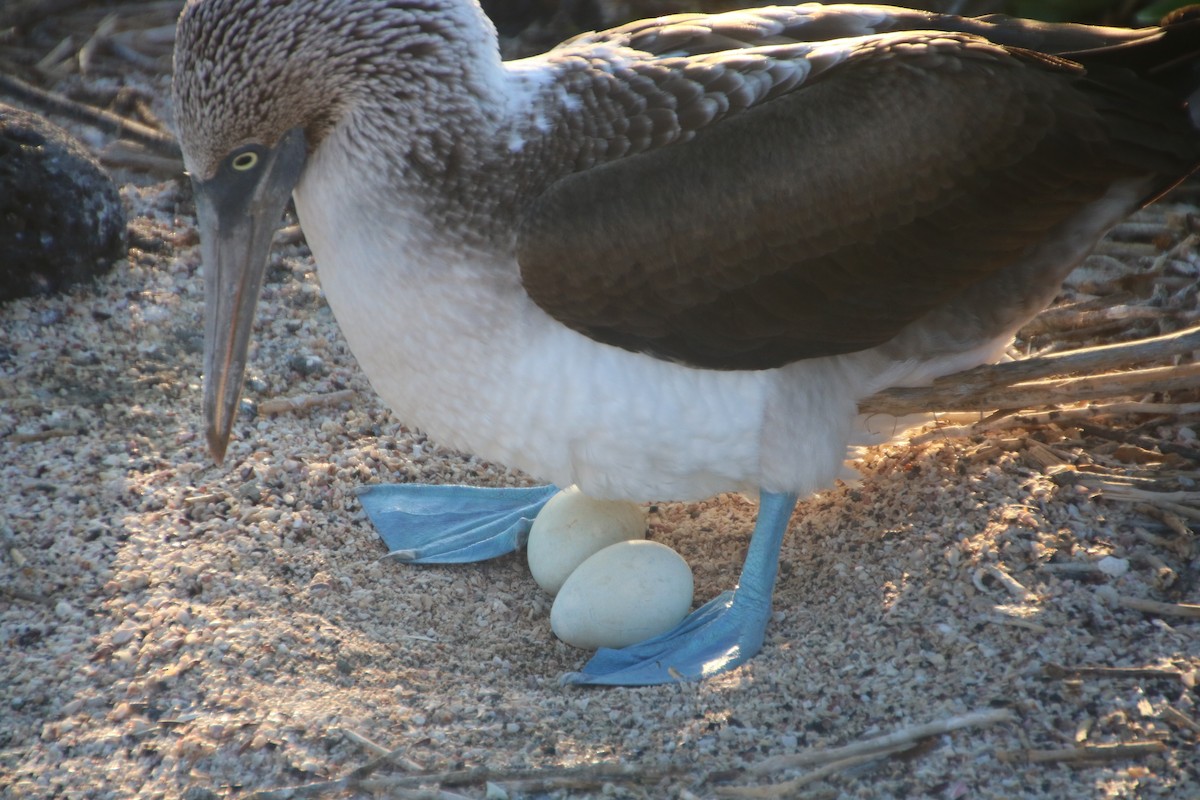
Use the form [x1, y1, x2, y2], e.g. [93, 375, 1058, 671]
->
[173, 0, 501, 179]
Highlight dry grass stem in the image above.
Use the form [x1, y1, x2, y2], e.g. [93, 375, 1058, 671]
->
[1116, 595, 1200, 619]
[861, 324, 1200, 416]
[0, 585, 55, 606]
[99, 140, 187, 175]
[926, 400, 1200, 445]
[336, 728, 391, 757]
[1020, 304, 1180, 337]
[1044, 663, 1184, 680]
[1000, 741, 1168, 764]
[1039, 562, 1106, 575]
[1134, 505, 1196, 541]
[0, 73, 181, 159]
[1161, 706, 1200, 733]
[910, 361, 1200, 414]
[6, 428, 75, 444]
[249, 761, 679, 800]
[1092, 240, 1161, 258]
[1095, 483, 1200, 506]
[983, 613, 1050, 633]
[258, 389, 356, 416]
[718, 746, 915, 798]
[982, 565, 1035, 601]
[748, 708, 1015, 775]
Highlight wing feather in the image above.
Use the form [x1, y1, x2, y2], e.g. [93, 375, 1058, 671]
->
[517, 24, 1198, 369]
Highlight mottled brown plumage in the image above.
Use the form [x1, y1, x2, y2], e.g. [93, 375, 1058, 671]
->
[517, 15, 1200, 367]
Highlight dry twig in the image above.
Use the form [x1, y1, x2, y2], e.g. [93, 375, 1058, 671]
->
[983, 613, 1049, 633]
[1116, 595, 1200, 619]
[258, 390, 356, 416]
[982, 565, 1036, 601]
[1021, 304, 1175, 337]
[861, 325, 1200, 417]
[247, 760, 678, 800]
[100, 140, 188, 175]
[1099, 483, 1200, 507]
[999, 741, 1167, 764]
[0, 73, 182, 161]
[721, 709, 1015, 797]
[7, 428, 75, 444]
[749, 708, 1014, 775]
[717, 745, 914, 798]
[1161, 706, 1200, 733]
[1044, 663, 1184, 680]
[913, 400, 1200, 444]
[0, 0, 93, 29]
[0, 585, 55, 606]
[336, 728, 390, 757]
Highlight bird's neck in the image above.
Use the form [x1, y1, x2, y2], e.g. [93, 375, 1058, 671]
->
[325, 73, 579, 256]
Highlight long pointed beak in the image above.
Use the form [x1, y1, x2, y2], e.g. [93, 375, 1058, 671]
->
[194, 128, 307, 463]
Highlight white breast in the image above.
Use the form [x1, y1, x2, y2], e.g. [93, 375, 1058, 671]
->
[293, 138, 794, 501]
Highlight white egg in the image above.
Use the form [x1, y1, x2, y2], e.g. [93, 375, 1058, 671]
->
[550, 540, 694, 650]
[527, 485, 646, 595]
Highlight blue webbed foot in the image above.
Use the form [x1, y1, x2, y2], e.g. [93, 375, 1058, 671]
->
[359, 483, 558, 563]
[561, 490, 799, 686]
[560, 588, 768, 685]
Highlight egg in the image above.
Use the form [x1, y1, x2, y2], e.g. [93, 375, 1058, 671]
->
[550, 540, 694, 650]
[526, 485, 646, 595]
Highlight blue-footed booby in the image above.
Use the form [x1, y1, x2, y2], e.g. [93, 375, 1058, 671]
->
[173, 0, 1200, 685]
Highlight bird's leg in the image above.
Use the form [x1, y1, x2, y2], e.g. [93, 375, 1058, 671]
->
[359, 483, 558, 563]
[561, 490, 799, 686]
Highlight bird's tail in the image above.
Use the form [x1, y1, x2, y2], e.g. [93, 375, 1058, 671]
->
[1055, 7, 1200, 205]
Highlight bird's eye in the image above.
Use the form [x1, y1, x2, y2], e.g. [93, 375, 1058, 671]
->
[231, 151, 258, 171]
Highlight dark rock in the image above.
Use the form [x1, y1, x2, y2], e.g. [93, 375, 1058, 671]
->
[0, 103, 127, 301]
[287, 353, 325, 376]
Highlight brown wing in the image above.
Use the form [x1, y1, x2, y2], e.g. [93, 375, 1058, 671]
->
[564, 4, 1154, 58]
[517, 33, 1198, 369]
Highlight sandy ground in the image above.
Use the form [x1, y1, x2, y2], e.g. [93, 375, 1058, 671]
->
[3, 5, 1200, 799]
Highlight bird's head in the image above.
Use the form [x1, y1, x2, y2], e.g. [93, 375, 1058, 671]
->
[174, 0, 331, 463]
[174, 0, 504, 462]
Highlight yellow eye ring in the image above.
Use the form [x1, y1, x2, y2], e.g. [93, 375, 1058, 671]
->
[231, 151, 258, 171]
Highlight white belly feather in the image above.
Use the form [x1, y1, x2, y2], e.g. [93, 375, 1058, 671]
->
[291, 149, 920, 501]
